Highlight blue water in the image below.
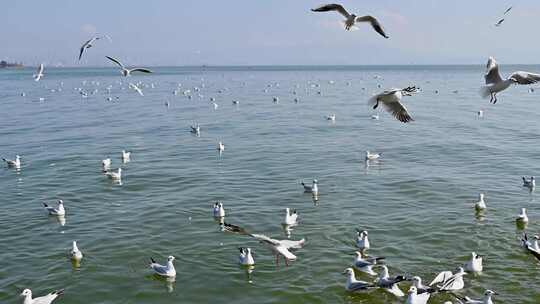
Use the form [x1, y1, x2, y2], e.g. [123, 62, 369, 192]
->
[1, 65, 540, 303]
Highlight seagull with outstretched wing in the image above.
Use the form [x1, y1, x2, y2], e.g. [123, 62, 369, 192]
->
[106, 56, 152, 76]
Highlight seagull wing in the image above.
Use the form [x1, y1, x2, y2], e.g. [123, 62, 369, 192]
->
[249, 233, 279, 245]
[381, 98, 413, 123]
[429, 271, 452, 286]
[355, 15, 389, 38]
[504, 6, 513, 15]
[311, 4, 351, 18]
[130, 68, 153, 74]
[150, 262, 169, 274]
[106, 56, 124, 69]
[485, 57, 503, 84]
[279, 238, 305, 249]
[348, 281, 375, 291]
[274, 244, 297, 260]
[37, 64, 44, 74]
[78, 46, 85, 61]
[509, 71, 540, 85]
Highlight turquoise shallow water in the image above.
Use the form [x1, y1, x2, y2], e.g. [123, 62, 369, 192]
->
[1, 65, 540, 303]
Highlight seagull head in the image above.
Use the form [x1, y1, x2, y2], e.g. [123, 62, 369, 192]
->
[312, 179, 318, 184]
[20, 289, 31, 297]
[407, 286, 418, 294]
[455, 267, 466, 275]
[167, 256, 175, 262]
[342, 268, 354, 276]
[355, 251, 363, 258]
[485, 290, 497, 296]
[409, 276, 422, 286]
[479, 193, 485, 200]
[58, 200, 64, 205]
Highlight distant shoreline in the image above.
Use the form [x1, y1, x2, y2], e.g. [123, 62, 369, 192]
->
[0, 60, 23, 68]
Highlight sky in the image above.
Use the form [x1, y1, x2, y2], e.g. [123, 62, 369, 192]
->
[1, 0, 538, 66]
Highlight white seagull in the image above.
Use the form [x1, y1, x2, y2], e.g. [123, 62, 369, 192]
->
[517, 208, 529, 224]
[101, 158, 111, 172]
[105, 168, 122, 180]
[20, 288, 64, 304]
[352, 251, 384, 275]
[190, 124, 200, 136]
[70, 241, 83, 261]
[521, 233, 540, 261]
[429, 267, 467, 291]
[301, 179, 318, 194]
[106, 56, 152, 76]
[343, 268, 376, 292]
[34, 64, 44, 81]
[365, 151, 380, 161]
[3, 155, 21, 168]
[409, 276, 436, 295]
[406, 286, 431, 304]
[369, 86, 418, 123]
[121, 150, 131, 163]
[238, 247, 255, 266]
[149, 255, 176, 277]
[356, 229, 370, 250]
[249, 233, 305, 266]
[78, 37, 100, 61]
[464, 252, 483, 273]
[129, 83, 144, 96]
[522, 176, 535, 189]
[311, 4, 389, 38]
[43, 200, 65, 216]
[474, 193, 486, 211]
[217, 141, 225, 153]
[481, 57, 540, 104]
[326, 114, 336, 121]
[455, 290, 497, 304]
[213, 202, 225, 217]
[375, 265, 406, 297]
[283, 208, 298, 226]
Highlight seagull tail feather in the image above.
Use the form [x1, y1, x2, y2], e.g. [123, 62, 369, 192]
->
[150, 257, 156, 264]
[53, 289, 65, 296]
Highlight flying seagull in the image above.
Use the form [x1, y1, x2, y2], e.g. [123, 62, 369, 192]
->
[129, 83, 144, 96]
[494, 18, 505, 27]
[311, 4, 388, 38]
[106, 56, 152, 76]
[481, 57, 540, 104]
[79, 37, 99, 60]
[369, 86, 419, 123]
[504, 6, 513, 15]
[34, 64, 44, 81]
[249, 233, 305, 266]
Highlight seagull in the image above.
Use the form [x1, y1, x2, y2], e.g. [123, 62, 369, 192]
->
[190, 124, 200, 135]
[375, 265, 406, 297]
[106, 56, 152, 76]
[129, 83, 144, 96]
[454, 290, 497, 304]
[517, 208, 529, 224]
[105, 168, 122, 180]
[494, 18, 505, 27]
[213, 202, 225, 217]
[70, 241, 83, 262]
[3, 155, 21, 168]
[121, 150, 131, 163]
[356, 229, 370, 250]
[477, 110, 484, 118]
[521, 233, 540, 260]
[238, 247, 255, 266]
[311, 4, 389, 38]
[217, 141, 225, 153]
[368, 86, 418, 123]
[34, 64, 44, 81]
[464, 252, 483, 273]
[101, 158, 111, 172]
[149, 256, 176, 277]
[78, 37, 100, 60]
[474, 193, 486, 211]
[283, 208, 298, 226]
[406, 286, 431, 304]
[522, 176, 535, 189]
[365, 151, 380, 161]
[343, 268, 376, 292]
[408, 276, 436, 295]
[301, 179, 318, 194]
[272, 96, 279, 103]
[326, 114, 336, 121]
[481, 57, 540, 104]
[371, 114, 379, 120]
[429, 267, 467, 291]
[504, 6, 513, 15]
[249, 233, 305, 266]
[352, 251, 384, 275]
[43, 200, 65, 216]
[222, 222, 247, 234]
[20, 288, 64, 304]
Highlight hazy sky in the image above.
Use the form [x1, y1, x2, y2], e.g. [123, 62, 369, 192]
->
[1, 0, 538, 66]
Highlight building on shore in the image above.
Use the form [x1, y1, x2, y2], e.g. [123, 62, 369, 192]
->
[0, 60, 24, 68]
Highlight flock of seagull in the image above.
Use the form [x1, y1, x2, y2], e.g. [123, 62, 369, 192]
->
[4, 3, 540, 304]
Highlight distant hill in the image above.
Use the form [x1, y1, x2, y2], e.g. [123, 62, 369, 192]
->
[0, 60, 23, 68]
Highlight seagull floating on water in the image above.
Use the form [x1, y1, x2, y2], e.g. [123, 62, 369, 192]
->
[326, 114, 336, 121]
[405, 286, 431, 304]
[301, 179, 318, 194]
[369, 86, 418, 123]
[149, 256, 176, 277]
[343, 268, 376, 292]
[106, 56, 152, 77]
[283, 208, 298, 226]
[356, 229, 370, 250]
[464, 252, 483, 273]
[454, 289, 497, 304]
[522, 176, 535, 189]
[217, 141, 225, 153]
[311, 4, 389, 38]
[352, 251, 384, 275]
[3, 155, 21, 168]
[20, 288, 64, 304]
[521, 233, 540, 261]
[517, 208, 529, 224]
[70, 241, 83, 262]
[105, 168, 122, 180]
[238, 247, 255, 266]
[34, 64, 44, 81]
[43, 200, 65, 216]
[190, 124, 200, 136]
[121, 150, 131, 163]
[375, 265, 406, 297]
[474, 193, 486, 211]
[101, 158, 111, 172]
[365, 151, 380, 161]
[408, 276, 436, 295]
[481, 57, 540, 104]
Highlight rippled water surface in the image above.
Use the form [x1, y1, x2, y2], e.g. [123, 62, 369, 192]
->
[2, 66, 540, 303]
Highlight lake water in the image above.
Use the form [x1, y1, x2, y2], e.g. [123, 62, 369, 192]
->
[1, 65, 540, 303]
